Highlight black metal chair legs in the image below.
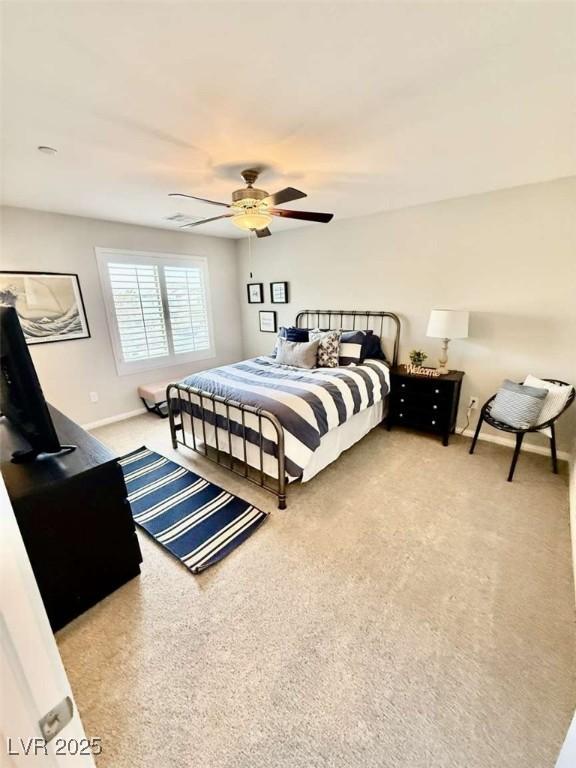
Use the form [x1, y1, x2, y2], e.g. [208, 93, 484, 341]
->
[470, 412, 525, 481]
[507, 433, 524, 482]
[550, 423, 558, 474]
[470, 411, 563, 481]
[469, 413, 484, 455]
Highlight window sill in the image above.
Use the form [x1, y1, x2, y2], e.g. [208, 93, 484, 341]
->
[114, 349, 216, 378]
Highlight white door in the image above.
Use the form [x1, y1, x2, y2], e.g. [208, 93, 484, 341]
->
[556, 712, 576, 767]
[0, 478, 97, 766]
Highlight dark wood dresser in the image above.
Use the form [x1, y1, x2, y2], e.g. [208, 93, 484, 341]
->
[387, 367, 465, 445]
[1, 405, 142, 631]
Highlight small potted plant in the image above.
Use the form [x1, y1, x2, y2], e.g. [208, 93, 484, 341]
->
[409, 349, 428, 367]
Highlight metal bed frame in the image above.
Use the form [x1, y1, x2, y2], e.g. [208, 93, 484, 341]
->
[167, 310, 401, 509]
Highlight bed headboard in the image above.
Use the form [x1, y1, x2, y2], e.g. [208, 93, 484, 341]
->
[294, 310, 401, 367]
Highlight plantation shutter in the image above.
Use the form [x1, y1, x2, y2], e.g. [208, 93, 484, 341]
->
[164, 265, 210, 354]
[97, 249, 214, 375]
[107, 262, 170, 361]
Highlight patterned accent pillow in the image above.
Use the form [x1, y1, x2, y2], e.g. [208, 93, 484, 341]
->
[490, 379, 547, 429]
[339, 330, 366, 366]
[310, 329, 341, 368]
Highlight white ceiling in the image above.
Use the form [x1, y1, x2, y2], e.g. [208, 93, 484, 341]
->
[2, 1, 575, 238]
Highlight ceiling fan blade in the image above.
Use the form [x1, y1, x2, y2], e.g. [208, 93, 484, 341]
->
[263, 187, 307, 206]
[180, 214, 233, 228]
[253, 227, 271, 238]
[169, 193, 230, 208]
[269, 208, 334, 223]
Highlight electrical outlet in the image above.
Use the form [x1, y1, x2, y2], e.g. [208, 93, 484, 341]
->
[89, 391, 99, 403]
[468, 396, 479, 410]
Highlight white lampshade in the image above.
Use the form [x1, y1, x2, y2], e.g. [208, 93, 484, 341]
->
[426, 309, 469, 339]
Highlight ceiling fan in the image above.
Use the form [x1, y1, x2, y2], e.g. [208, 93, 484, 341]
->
[169, 169, 334, 238]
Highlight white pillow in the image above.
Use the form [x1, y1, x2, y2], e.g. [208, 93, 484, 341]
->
[523, 375, 572, 425]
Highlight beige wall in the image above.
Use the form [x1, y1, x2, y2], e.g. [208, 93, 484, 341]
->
[0, 206, 243, 425]
[570, 443, 576, 602]
[237, 177, 576, 452]
[559, 442, 576, 762]
[2, 178, 575, 450]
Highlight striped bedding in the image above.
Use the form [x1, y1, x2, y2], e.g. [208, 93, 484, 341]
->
[174, 357, 390, 481]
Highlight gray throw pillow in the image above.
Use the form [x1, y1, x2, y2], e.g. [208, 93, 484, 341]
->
[275, 337, 320, 369]
[490, 379, 548, 429]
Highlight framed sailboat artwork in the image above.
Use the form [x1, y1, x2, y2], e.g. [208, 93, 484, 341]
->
[0, 271, 90, 345]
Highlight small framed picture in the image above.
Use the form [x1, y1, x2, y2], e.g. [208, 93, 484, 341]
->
[270, 281, 289, 304]
[259, 310, 277, 333]
[247, 283, 264, 304]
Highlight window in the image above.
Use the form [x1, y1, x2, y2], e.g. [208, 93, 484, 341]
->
[96, 248, 214, 375]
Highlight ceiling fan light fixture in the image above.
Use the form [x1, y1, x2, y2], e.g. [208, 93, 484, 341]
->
[232, 210, 272, 231]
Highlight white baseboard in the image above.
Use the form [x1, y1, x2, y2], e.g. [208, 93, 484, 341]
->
[459, 426, 570, 462]
[82, 407, 147, 431]
[81, 411, 571, 460]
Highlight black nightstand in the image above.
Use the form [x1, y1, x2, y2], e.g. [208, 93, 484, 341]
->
[387, 367, 465, 446]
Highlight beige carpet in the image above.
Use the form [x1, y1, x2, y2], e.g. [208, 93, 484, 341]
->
[57, 414, 575, 768]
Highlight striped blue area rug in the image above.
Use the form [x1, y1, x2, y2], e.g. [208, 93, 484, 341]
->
[119, 447, 268, 574]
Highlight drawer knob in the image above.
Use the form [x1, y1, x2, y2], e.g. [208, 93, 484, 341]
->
[400, 398, 404, 403]
[401, 383, 406, 388]
[431, 420, 436, 425]
[433, 404, 438, 410]
[434, 389, 440, 394]
[399, 413, 403, 418]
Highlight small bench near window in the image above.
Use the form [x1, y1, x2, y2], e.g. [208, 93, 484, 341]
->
[138, 382, 173, 418]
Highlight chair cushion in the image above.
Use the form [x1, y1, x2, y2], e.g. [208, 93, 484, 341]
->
[309, 329, 341, 368]
[490, 379, 548, 430]
[275, 337, 320, 369]
[523, 375, 573, 425]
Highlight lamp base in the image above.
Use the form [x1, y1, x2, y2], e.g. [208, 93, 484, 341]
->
[437, 338, 450, 375]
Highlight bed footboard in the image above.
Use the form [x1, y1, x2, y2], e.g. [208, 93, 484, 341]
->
[167, 383, 288, 510]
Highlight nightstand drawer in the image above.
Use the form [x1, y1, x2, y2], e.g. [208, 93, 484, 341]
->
[393, 406, 445, 432]
[392, 377, 451, 397]
[390, 391, 449, 413]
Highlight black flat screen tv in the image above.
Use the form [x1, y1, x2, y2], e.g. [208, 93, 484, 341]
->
[0, 306, 74, 462]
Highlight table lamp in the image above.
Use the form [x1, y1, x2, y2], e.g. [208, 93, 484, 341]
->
[426, 309, 469, 374]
